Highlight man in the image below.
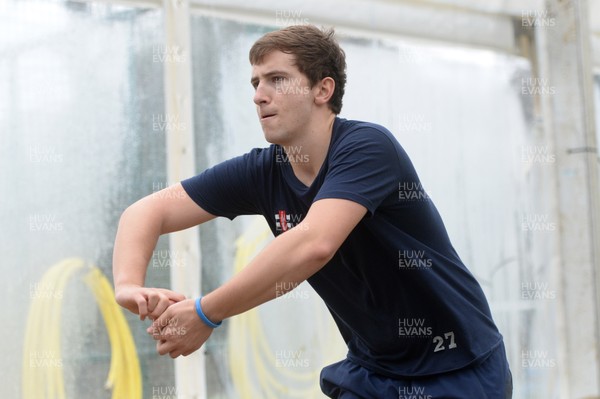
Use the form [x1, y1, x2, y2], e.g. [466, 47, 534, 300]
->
[113, 25, 512, 398]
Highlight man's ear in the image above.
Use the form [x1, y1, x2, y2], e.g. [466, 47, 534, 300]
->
[313, 77, 335, 107]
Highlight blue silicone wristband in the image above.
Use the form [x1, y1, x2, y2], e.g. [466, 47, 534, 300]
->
[195, 297, 222, 328]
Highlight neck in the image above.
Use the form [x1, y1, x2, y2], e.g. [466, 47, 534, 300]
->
[283, 113, 336, 187]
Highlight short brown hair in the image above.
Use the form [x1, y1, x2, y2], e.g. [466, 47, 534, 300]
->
[249, 25, 347, 114]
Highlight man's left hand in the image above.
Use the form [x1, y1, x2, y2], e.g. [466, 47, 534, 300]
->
[147, 298, 213, 358]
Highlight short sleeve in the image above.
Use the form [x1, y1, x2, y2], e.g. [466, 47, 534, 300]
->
[314, 128, 402, 216]
[181, 148, 268, 220]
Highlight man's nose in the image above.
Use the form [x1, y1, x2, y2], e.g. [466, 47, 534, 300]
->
[253, 83, 270, 105]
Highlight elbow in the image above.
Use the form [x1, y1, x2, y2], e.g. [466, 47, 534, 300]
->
[299, 239, 337, 279]
[307, 239, 338, 268]
[116, 205, 131, 231]
[119, 198, 145, 220]
[117, 202, 138, 230]
[117, 198, 164, 235]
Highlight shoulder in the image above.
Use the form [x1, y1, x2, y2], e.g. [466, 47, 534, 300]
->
[223, 146, 277, 172]
[331, 118, 403, 159]
[190, 146, 276, 185]
[334, 118, 399, 148]
[337, 118, 393, 135]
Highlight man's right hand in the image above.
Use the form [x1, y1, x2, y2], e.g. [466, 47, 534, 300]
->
[115, 284, 186, 320]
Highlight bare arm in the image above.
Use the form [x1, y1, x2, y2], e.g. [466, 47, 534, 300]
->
[201, 198, 367, 321]
[149, 198, 367, 357]
[112, 183, 216, 319]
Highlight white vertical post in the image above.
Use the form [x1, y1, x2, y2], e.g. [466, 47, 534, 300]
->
[162, 0, 205, 397]
[538, 0, 600, 396]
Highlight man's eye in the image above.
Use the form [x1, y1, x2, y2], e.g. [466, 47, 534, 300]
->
[273, 76, 285, 83]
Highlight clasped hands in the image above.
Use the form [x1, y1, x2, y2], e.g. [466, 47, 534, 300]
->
[115, 285, 214, 358]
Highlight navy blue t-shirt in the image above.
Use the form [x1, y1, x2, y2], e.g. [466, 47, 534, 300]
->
[181, 117, 502, 378]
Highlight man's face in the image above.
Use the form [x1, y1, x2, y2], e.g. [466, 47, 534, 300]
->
[251, 51, 315, 145]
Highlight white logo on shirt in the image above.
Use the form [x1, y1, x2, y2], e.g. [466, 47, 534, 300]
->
[274, 210, 303, 233]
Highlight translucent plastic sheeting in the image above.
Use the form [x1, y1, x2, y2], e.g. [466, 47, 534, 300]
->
[0, 2, 571, 397]
[0, 2, 177, 398]
[595, 75, 600, 158]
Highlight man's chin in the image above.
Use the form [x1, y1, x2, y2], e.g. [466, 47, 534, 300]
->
[262, 130, 286, 145]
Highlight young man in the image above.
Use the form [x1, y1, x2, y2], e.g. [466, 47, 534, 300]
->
[113, 25, 512, 398]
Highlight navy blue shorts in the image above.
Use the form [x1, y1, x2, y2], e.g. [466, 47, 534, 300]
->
[320, 342, 512, 399]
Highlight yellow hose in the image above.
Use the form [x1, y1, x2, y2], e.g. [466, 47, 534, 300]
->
[22, 258, 142, 399]
[228, 218, 346, 399]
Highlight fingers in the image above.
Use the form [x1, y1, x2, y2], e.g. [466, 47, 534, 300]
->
[145, 294, 159, 319]
[150, 300, 170, 320]
[147, 310, 171, 340]
[182, 348, 195, 357]
[156, 339, 172, 356]
[145, 289, 177, 320]
[118, 288, 202, 359]
[115, 285, 186, 321]
[115, 285, 185, 320]
[135, 292, 149, 320]
[156, 339, 183, 358]
[147, 298, 209, 358]
[158, 288, 186, 303]
[151, 316, 186, 358]
[115, 286, 147, 317]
